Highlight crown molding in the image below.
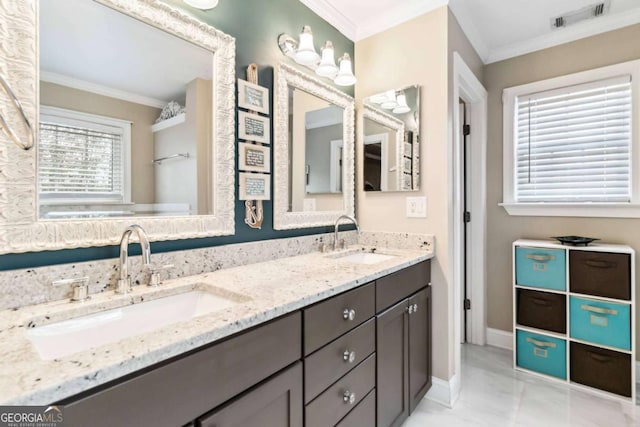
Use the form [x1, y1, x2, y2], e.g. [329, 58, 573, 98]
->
[40, 71, 167, 109]
[298, 0, 358, 40]
[486, 8, 640, 64]
[448, 0, 490, 62]
[355, 0, 449, 41]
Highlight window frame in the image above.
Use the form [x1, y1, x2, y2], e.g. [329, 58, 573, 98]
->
[501, 59, 640, 218]
[38, 106, 132, 206]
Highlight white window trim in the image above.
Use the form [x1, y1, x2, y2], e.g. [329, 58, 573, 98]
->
[38, 105, 132, 206]
[501, 59, 640, 218]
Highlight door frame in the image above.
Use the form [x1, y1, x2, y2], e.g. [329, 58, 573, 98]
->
[364, 133, 389, 191]
[329, 139, 343, 193]
[451, 52, 488, 382]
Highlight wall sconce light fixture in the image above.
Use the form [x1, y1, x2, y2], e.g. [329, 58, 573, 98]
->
[278, 26, 356, 87]
[369, 90, 411, 115]
[183, 0, 219, 10]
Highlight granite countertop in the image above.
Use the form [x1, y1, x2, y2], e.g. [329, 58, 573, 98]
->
[0, 245, 433, 405]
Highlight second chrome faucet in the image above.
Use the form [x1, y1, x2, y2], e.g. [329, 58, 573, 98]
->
[116, 224, 152, 294]
[334, 215, 359, 251]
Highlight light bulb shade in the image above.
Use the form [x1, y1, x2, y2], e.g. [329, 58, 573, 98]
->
[295, 26, 320, 65]
[334, 53, 356, 86]
[368, 93, 388, 104]
[183, 0, 219, 10]
[381, 90, 397, 109]
[393, 93, 410, 114]
[316, 41, 338, 78]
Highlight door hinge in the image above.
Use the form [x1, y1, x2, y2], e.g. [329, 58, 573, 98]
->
[464, 299, 471, 310]
[464, 211, 471, 223]
[463, 124, 471, 136]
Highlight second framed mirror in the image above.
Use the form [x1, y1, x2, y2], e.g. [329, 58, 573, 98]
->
[363, 85, 420, 191]
[273, 63, 355, 230]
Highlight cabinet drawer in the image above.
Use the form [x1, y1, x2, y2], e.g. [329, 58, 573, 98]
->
[516, 289, 566, 334]
[305, 354, 376, 427]
[197, 362, 303, 427]
[335, 389, 376, 427]
[570, 296, 631, 350]
[516, 330, 567, 379]
[304, 282, 375, 355]
[376, 261, 430, 312]
[570, 342, 631, 397]
[62, 313, 301, 427]
[570, 251, 631, 300]
[515, 247, 566, 291]
[304, 318, 375, 403]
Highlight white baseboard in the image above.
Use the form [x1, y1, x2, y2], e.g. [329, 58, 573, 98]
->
[486, 328, 513, 350]
[426, 374, 460, 408]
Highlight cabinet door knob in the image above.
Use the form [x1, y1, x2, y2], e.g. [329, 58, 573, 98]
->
[413, 303, 418, 312]
[343, 350, 356, 363]
[343, 309, 356, 321]
[407, 305, 413, 314]
[343, 390, 356, 404]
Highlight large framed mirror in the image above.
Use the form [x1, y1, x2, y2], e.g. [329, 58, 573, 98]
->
[273, 63, 355, 230]
[363, 85, 420, 191]
[0, 0, 236, 254]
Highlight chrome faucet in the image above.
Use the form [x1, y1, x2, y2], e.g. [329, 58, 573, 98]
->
[116, 224, 152, 294]
[334, 215, 360, 251]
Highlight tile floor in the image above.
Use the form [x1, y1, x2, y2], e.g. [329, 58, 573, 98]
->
[405, 345, 639, 427]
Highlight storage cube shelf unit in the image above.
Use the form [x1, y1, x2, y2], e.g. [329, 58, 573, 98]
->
[513, 239, 636, 403]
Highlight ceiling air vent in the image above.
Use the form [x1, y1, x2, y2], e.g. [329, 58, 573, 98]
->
[551, 1, 610, 29]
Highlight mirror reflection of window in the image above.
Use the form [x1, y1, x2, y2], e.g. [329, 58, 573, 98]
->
[38, 0, 214, 219]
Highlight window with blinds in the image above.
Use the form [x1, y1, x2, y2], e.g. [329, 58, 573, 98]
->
[515, 75, 632, 203]
[38, 114, 126, 202]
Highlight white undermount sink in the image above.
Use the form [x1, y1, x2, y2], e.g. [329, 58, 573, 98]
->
[28, 288, 244, 360]
[332, 251, 397, 265]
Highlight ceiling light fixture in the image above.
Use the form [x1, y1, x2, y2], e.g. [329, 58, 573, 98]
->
[183, 0, 219, 10]
[278, 26, 356, 87]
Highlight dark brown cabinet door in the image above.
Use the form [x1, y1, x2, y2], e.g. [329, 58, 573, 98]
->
[376, 298, 409, 427]
[409, 286, 431, 413]
[197, 362, 303, 427]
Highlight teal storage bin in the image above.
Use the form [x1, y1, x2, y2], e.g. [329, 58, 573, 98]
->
[516, 247, 566, 291]
[570, 296, 631, 350]
[516, 329, 567, 379]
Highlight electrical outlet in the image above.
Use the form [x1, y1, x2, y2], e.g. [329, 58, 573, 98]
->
[406, 196, 427, 218]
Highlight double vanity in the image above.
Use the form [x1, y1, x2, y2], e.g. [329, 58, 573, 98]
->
[0, 239, 433, 427]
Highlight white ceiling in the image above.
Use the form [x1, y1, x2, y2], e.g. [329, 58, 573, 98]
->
[40, 0, 212, 106]
[301, 0, 640, 63]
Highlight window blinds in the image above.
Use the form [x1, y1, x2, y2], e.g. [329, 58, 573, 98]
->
[515, 75, 632, 203]
[39, 121, 124, 200]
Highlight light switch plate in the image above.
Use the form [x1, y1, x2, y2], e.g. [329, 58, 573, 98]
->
[303, 198, 316, 212]
[406, 196, 427, 218]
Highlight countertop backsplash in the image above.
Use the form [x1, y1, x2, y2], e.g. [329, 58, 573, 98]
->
[0, 231, 434, 310]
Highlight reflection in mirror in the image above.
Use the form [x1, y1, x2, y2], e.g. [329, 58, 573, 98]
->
[38, 0, 214, 219]
[363, 85, 420, 191]
[273, 63, 355, 230]
[288, 87, 345, 212]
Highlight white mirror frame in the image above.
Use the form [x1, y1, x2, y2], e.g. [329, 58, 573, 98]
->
[273, 63, 355, 230]
[362, 104, 405, 189]
[0, 0, 236, 254]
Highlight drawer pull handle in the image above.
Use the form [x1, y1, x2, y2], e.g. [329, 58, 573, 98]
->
[584, 259, 616, 269]
[343, 390, 356, 405]
[532, 298, 551, 307]
[343, 350, 356, 363]
[343, 309, 356, 321]
[580, 305, 618, 316]
[589, 352, 613, 363]
[526, 254, 555, 262]
[526, 337, 557, 348]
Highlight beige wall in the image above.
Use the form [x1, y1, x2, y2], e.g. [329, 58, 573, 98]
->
[39, 82, 160, 204]
[356, 6, 453, 379]
[484, 24, 640, 359]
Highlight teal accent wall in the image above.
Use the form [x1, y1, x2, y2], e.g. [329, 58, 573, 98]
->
[0, 0, 355, 271]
